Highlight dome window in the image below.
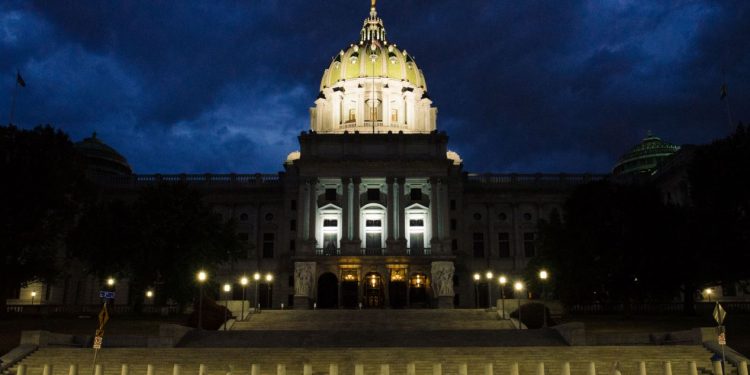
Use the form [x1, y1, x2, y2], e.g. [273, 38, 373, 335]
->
[388, 52, 397, 64]
[350, 52, 359, 64]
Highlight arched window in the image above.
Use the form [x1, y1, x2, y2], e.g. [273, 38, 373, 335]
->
[391, 109, 398, 123]
[348, 108, 356, 122]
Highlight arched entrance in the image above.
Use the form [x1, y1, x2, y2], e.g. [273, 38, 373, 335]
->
[341, 271, 359, 309]
[364, 272, 384, 308]
[317, 273, 338, 309]
[389, 269, 407, 308]
[409, 273, 429, 307]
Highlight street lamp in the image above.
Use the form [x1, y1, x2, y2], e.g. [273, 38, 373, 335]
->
[485, 271, 494, 309]
[145, 290, 154, 299]
[265, 273, 274, 309]
[222, 283, 232, 331]
[539, 270, 549, 328]
[30, 291, 36, 305]
[253, 272, 261, 310]
[705, 288, 713, 303]
[106, 277, 115, 287]
[473, 273, 481, 308]
[196, 270, 207, 330]
[240, 276, 248, 321]
[498, 275, 507, 318]
[514, 281, 524, 330]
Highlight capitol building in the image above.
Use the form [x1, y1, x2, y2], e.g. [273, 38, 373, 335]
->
[9, 2, 688, 310]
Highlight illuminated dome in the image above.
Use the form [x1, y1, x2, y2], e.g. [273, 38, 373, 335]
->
[612, 132, 680, 176]
[311, 1, 436, 134]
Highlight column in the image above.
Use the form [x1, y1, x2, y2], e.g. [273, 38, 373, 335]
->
[301, 181, 310, 240]
[308, 178, 318, 247]
[396, 177, 406, 241]
[386, 177, 395, 241]
[352, 178, 361, 243]
[342, 177, 351, 241]
[429, 177, 439, 245]
[441, 179, 450, 241]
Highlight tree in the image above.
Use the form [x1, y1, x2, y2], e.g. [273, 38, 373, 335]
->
[68, 183, 243, 307]
[0, 125, 91, 315]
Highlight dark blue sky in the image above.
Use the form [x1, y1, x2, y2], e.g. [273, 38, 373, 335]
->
[1, 1, 748, 174]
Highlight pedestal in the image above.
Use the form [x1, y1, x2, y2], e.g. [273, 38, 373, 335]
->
[437, 296, 454, 309]
[294, 296, 311, 309]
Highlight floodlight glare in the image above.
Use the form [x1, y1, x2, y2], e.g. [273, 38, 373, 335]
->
[253, 272, 261, 281]
[473, 273, 481, 281]
[485, 271, 493, 280]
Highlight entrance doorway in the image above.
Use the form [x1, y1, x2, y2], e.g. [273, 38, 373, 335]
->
[364, 273, 384, 308]
[317, 273, 338, 308]
[258, 283, 273, 309]
[341, 279, 358, 309]
[409, 273, 429, 307]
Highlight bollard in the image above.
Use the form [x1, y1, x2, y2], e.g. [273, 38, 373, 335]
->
[251, 364, 260, 375]
[147, 364, 155, 375]
[121, 364, 129, 375]
[536, 362, 545, 375]
[94, 364, 103, 375]
[510, 363, 519, 375]
[484, 363, 493, 375]
[588, 362, 596, 375]
[355, 364, 364, 375]
[16, 364, 27, 375]
[739, 361, 748, 375]
[407, 363, 416, 375]
[434, 363, 443, 375]
[663, 361, 672, 375]
[638, 362, 647, 375]
[304, 364, 313, 375]
[688, 362, 698, 375]
[381, 364, 390, 375]
[277, 364, 286, 375]
[68, 364, 78, 375]
[43, 364, 53, 375]
[329, 364, 339, 375]
[459, 363, 468, 375]
[611, 362, 621, 375]
[198, 364, 206, 375]
[173, 364, 182, 375]
[712, 360, 723, 375]
[561, 362, 570, 375]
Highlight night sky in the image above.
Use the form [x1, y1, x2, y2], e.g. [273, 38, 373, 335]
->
[1, 1, 748, 174]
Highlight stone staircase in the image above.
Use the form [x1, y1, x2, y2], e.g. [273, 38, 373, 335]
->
[8, 346, 731, 375]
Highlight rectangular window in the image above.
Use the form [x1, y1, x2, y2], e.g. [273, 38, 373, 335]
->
[498, 232, 510, 258]
[325, 188, 337, 201]
[450, 219, 456, 231]
[290, 200, 297, 211]
[263, 233, 275, 258]
[237, 232, 249, 241]
[323, 233, 338, 250]
[366, 232, 381, 250]
[290, 220, 296, 231]
[523, 232, 536, 257]
[366, 219, 382, 227]
[367, 188, 380, 201]
[409, 219, 424, 227]
[410, 188, 422, 200]
[409, 232, 424, 252]
[391, 109, 398, 122]
[473, 232, 484, 258]
[323, 219, 338, 227]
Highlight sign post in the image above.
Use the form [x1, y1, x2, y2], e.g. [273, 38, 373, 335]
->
[92, 291, 114, 372]
[713, 302, 727, 375]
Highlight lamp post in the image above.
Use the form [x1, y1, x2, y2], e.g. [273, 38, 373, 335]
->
[498, 275, 507, 319]
[514, 281, 524, 330]
[705, 288, 713, 303]
[265, 273, 274, 309]
[240, 276, 248, 320]
[222, 283, 231, 331]
[473, 273, 481, 308]
[105, 277, 116, 311]
[539, 270, 549, 328]
[253, 272, 261, 311]
[30, 291, 36, 305]
[485, 271, 494, 310]
[197, 270, 207, 330]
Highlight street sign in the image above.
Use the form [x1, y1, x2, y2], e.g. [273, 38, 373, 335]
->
[99, 291, 116, 299]
[713, 303, 727, 325]
[93, 336, 103, 349]
[718, 332, 726, 345]
[98, 304, 109, 329]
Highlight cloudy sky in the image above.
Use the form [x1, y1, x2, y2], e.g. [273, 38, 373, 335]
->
[1, 1, 748, 173]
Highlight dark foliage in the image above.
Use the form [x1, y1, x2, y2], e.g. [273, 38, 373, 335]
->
[510, 302, 555, 329]
[0, 125, 91, 315]
[185, 295, 234, 330]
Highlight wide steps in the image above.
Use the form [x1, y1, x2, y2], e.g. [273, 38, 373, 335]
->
[11, 346, 728, 375]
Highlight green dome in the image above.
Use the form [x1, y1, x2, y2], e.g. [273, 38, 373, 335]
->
[612, 133, 680, 176]
[319, 4, 427, 91]
[75, 132, 132, 175]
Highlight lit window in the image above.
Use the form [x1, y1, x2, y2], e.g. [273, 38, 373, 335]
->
[323, 219, 338, 227]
